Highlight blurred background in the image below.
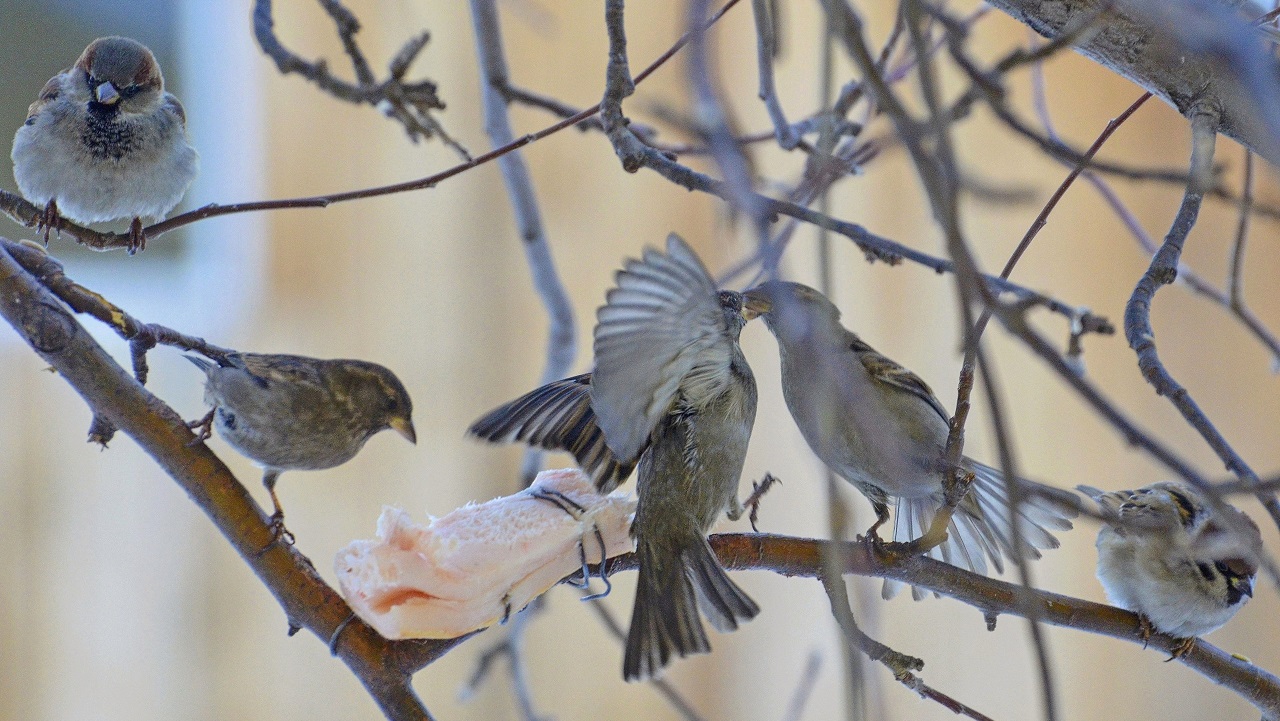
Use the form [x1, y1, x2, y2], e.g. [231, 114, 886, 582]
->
[1, 1, 1278, 719]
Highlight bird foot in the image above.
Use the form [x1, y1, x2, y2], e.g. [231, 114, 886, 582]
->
[185, 408, 216, 446]
[1137, 615, 1154, 649]
[857, 528, 887, 546]
[741, 473, 780, 532]
[126, 217, 146, 255]
[1166, 636, 1196, 662]
[35, 199, 63, 245]
[254, 512, 296, 557]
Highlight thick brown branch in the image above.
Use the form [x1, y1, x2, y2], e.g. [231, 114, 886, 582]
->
[607, 534, 1280, 720]
[0, 240, 464, 720]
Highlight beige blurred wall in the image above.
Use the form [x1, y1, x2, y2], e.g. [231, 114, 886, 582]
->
[1, 1, 1279, 720]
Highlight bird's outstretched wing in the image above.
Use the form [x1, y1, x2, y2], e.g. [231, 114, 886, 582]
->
[468, 374, 636, 493]
[591, 233, 737, 462]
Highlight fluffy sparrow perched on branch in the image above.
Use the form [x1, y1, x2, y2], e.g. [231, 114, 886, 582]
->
[11, 36, 198, 252]
[743, 281, 1076, 599]
[187, 353, 416, 543]
[1078, 481, 1259, 645]
[471, 234, 760, 680]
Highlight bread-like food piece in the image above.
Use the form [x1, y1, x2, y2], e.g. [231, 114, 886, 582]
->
[336, 468, 636, 639]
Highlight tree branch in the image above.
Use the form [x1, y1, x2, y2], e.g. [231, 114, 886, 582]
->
[0, 239, 466, 721]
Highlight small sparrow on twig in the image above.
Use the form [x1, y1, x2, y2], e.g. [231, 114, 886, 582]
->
[11, 36, 198, 253]
[187, 353, 416, 547]
[743, 281, 1076, 599]
[471, 234, 761, 680]
[1079, 481, 1260, 652]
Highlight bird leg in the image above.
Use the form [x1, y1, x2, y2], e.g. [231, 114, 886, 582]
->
[35, 199, 62, 244]
[255, 470, 295, 555]
[728, 473, 781, 531]
[126, 217, 146, 255]
[185, 407, 216, 445]
[859, 501, 892, 544]
[1137, 614, 1154, 649]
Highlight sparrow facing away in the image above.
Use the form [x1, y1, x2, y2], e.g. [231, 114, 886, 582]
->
[470, 234, 760, 680]
[187, 353, 416, 542]
[12, 36, 199, 251]
[743, 281, 1076, 599]
[1079, 481, 1259, 642]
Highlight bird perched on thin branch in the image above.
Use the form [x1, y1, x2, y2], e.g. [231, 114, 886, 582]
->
[11, 36, 198, 253]
[470, 234, 761, 680]
[742, 281, 1076, 598]
[187, 353, 416, 545]
[1078, 481, 1259, 652]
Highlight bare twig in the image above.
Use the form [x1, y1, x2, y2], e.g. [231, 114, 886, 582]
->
[752, 0, 800, 148]
[1123, 107, 1280, 533]
[254, 0, 468, 156]
[470, 0, 577, 486]
[821, 572, 997, 721]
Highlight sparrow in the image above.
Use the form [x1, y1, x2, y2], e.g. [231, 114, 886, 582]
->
[187, 353, 416, 543]
[470, 234, 761, 680]
[11, 36, 199, 252]
[1078, 481, 1259, 647]
[742, 281, 1076, 599]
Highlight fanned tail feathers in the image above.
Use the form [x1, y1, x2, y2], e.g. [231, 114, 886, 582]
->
[884, 460, 1077, 600]
[623, 537, 758, 681]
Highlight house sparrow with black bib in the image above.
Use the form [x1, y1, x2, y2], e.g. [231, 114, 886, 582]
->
[743, 281, 1076, 599]
[1078, 481, 1260, 652]
[12, 36, 198, 252]
[470, 234, 760, 680]
[187, 353, 416, 545]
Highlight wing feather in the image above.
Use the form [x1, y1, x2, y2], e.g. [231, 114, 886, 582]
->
[591, 234, 735, 462]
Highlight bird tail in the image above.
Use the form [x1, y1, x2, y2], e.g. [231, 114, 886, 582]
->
[623, 535, 759, 681]
[884, 460, 1076, 600]
[467, 373, 635, 492]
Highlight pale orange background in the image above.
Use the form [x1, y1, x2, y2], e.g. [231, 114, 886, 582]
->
[1, 1, 1278, 720]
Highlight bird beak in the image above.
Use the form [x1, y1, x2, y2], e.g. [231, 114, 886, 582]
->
[1242, 579, 1254, 598]
[389, 416, 417, 444]
[95, 82, 120, 105]
[741, 289, 772, 321]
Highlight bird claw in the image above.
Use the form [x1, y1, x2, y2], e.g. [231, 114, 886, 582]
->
[35, 199, 63, 245]
[1137, 615, 1154, 649]
[186, 408, 216, 446]
[126, 217, 146, 255]
[255, 511, 296, 557]
[737, 473, 780, 532]
[1166, 636, 1196, 661]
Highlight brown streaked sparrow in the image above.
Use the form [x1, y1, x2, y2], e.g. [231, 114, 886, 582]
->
[471, 234, 760, 680]
[187, 353, 416, 543]
[11, 36, 198, 252]
[1078, 481, 1259, 647]
[743, 281, 1076, 599]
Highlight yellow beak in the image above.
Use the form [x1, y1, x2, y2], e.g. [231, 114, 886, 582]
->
[741, 290, 772, 321]
[389, 416, 417, 444]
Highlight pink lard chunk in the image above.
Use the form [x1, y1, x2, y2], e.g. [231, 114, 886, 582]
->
[335, 468, 636, 639]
